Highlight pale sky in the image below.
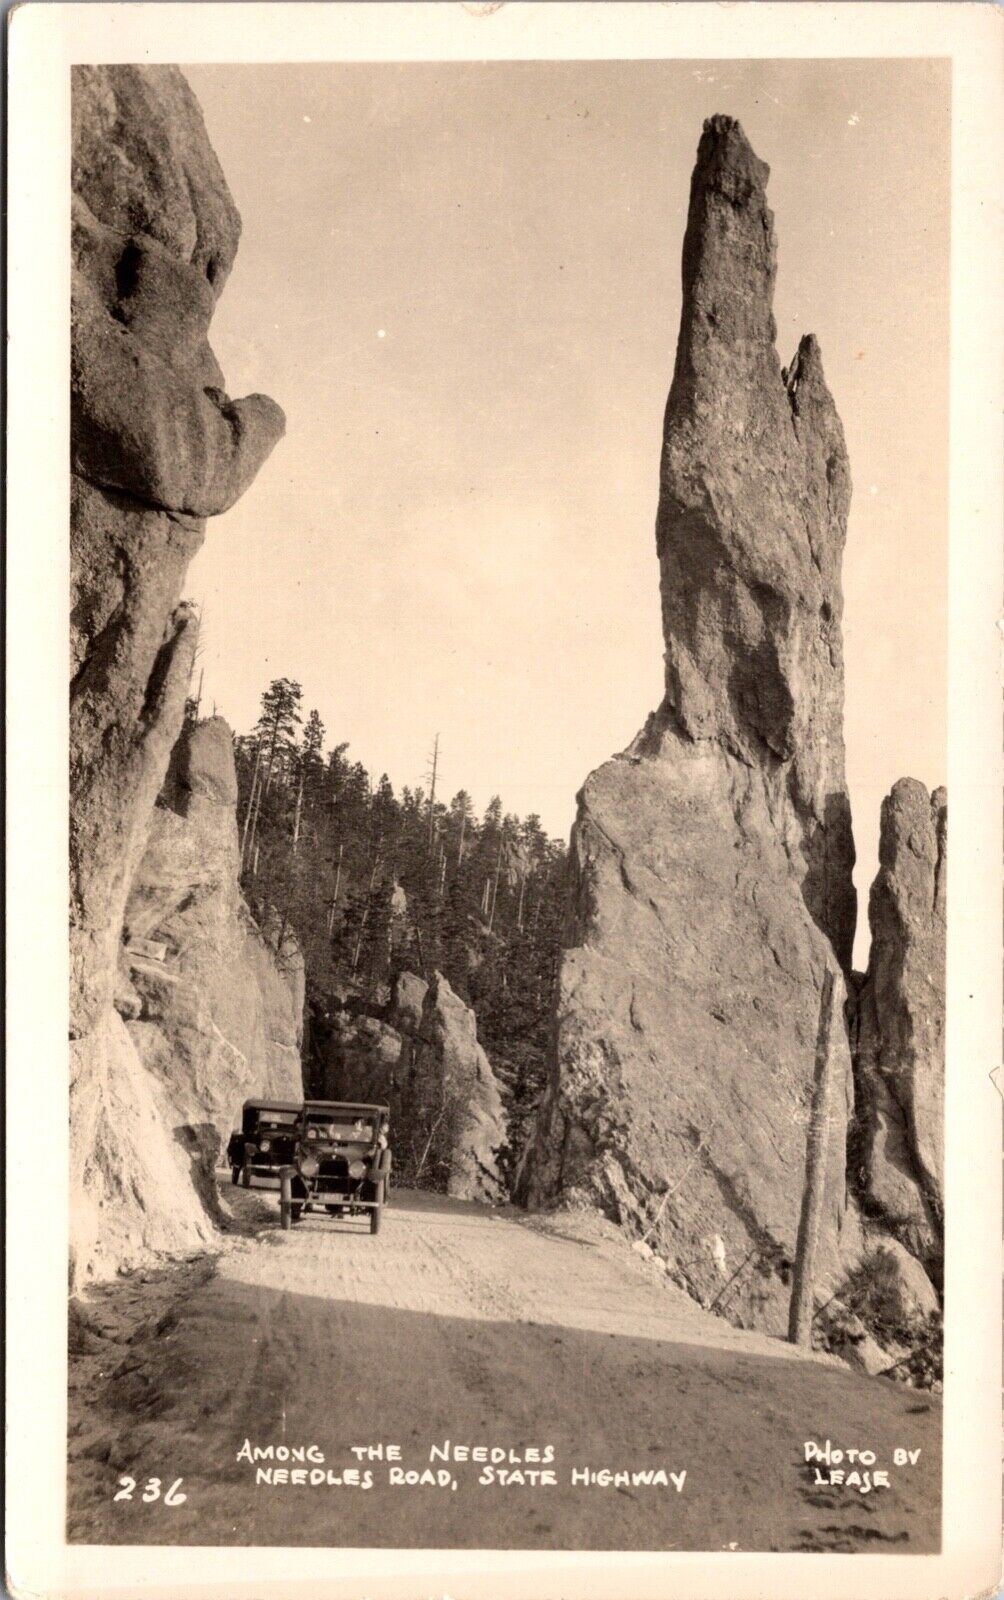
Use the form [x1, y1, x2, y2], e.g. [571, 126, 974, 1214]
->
[184, 60, 949, 969]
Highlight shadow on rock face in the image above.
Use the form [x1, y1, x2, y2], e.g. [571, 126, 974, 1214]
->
[173, 1123, 225, 1223]
[797, 787, 857, 976]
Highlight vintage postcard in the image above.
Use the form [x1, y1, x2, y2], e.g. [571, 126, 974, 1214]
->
[6, 3, 1002, 1597]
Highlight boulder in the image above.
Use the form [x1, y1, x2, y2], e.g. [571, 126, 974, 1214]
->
[519, 117, 858, 1332]
[853, 781, 946, 1269]
[387, 969, 430, 1037]
[816, 1301, 892, 1379]
[69, 67, 285, 1285]
[873, 1237, 940, 1321]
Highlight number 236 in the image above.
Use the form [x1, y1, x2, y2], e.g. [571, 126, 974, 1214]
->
[114, 1476, 186, 1505]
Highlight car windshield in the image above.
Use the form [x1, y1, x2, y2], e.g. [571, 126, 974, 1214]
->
[304, 1116, 376, 1142]
[259, 1114, 298, 1130]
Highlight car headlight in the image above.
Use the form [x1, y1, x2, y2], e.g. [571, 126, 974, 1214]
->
[348, 1160, 366, 1179]
[298, 1155, 319, 1178]
[245, 1142, 258, 1159]
[259, 1139, 271, 1153]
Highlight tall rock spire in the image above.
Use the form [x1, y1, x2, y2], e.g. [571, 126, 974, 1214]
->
[520, 118, 860, 1332]
[659, 115, 856, 971]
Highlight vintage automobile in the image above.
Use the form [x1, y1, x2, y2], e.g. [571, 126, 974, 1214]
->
[279, 1100, 392, 1234]
[226, 1099, 303, 1187]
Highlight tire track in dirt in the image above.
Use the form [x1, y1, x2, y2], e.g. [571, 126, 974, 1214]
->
[67, 1185, 942, 1551]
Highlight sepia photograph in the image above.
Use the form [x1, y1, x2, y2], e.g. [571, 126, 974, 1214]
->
[5, 4, 1002, 1598]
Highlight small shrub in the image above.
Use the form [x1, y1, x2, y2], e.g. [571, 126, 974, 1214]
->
[840, 1247, 907, 1341]
[834, 1247, 942, 1388]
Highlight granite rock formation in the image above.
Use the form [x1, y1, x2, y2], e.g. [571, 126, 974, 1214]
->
[415, 975, 508, 1203]
[69, 66, 285, 1284]
[123, 718, 304, 1149]
[521, 117, 860, 1331]
[853, 781, 946, 1277]
[318, 972, 506, 1203]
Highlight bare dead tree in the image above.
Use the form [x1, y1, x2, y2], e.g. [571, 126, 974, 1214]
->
[351, 851, 382, 976]
[326, 841, 344, 935]
[291, 765, 305, 853]
[242, 693, 289, 870]
[788, 967, 837, 1346]
[239, 738, 263, 871]
[639, 1123, 717, 1245]
[425, 733, 439, 851]
[488, 822, 506, 931]
[413, 1103, 449, 1184]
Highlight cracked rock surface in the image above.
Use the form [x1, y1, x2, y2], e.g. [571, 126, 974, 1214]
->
[123, 718, 305, 1152]
[852, 780, 946, 1278]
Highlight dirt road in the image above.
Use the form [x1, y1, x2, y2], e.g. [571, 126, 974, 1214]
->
[68, 1185, 940, 1550]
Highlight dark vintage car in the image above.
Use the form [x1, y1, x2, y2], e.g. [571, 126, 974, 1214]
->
[279, 1101, 392, 1234]
[226, 1100, 302, 1187]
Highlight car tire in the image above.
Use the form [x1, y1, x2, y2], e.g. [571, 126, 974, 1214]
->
[240, 1167, 251, 1188]
[291, 1203, 304, 1223]
[231, 1166, 241, 1186]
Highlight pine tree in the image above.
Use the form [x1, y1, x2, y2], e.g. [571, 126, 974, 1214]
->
[240, 678, 303, 874]
[232, 674, 569, 1193]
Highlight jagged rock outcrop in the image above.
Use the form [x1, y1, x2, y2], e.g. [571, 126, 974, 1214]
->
[520, 117, 859, 1331]
[415, 975, 508, 1203]
[853, 781, 946, 1278]
[123, 718, 304, 1150]
[318, 972, 506, 1203]
[69, 66, 285, 1285]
